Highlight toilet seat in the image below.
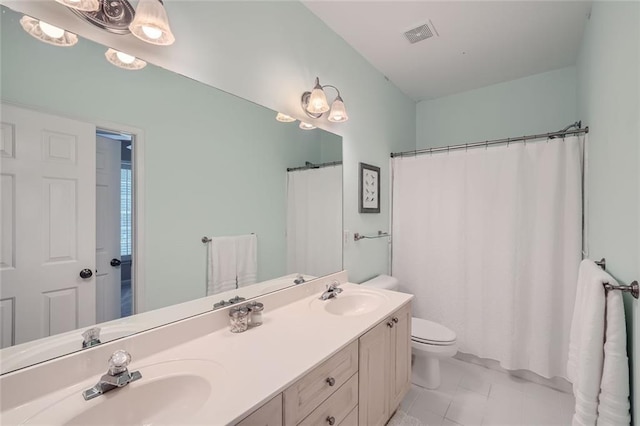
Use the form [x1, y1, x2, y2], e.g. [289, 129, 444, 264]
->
[411, 317, 456, 346]
[412, 337, 455, 346]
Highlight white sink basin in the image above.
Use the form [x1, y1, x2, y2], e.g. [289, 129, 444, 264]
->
[22, 359, 227, 425]
[310, 289, 388, 316]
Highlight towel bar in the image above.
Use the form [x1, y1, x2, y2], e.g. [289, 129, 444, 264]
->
[202, 233, 255, 244]
[353, 230, 391, 241]
[603, 281, 639, 299]
[595, 258, 639, 299]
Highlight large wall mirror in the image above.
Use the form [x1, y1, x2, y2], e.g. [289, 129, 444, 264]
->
[0, 4, 343, 374]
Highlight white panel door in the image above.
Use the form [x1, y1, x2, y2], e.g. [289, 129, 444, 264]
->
[0, 103, 96, 347]
[95, 136, 121, 323]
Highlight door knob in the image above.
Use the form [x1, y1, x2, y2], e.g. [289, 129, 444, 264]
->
[79, 269, 93, 279]
[110, 258, 122, 267]
[326, 416, 336, 425]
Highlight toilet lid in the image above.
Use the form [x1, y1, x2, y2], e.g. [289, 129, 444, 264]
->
[411, 317, 456, 344]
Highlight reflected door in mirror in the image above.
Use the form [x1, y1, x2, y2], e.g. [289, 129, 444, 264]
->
[0, 104, 97, 347]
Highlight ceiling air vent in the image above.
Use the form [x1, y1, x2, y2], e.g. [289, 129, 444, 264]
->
[403, 23, 434, 44]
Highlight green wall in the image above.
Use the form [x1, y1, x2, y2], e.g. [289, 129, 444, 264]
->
[577, 1, 639, 421]
[416, 66, 579, 149]
[0, 8, 341, 310]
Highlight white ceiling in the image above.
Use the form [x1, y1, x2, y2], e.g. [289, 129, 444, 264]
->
[303, 1, 592, 101]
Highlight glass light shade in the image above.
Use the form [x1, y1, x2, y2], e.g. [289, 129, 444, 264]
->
[327, 96, 349, 122]
[306, 86, 330, 114]
[55, 0, 100, 12]
[276, 113, 296, 123]
[39, 21, 65, 39]
[129, 0, 175, 46]
[20, 16, 78, 47]
[299, 122, 316, 130]
[105, 48, 147, 70]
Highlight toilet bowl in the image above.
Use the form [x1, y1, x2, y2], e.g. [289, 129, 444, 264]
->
[361, 275, 458, 389]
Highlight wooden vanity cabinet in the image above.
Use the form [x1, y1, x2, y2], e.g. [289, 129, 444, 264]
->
[233, 302, 411, 426]
[235, 394, 283, 426]
[358, 302, 411, 426]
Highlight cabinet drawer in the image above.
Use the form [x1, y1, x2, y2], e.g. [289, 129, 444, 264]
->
[340, 406, 358, 426]
[298, 373, 358, 426]
[235, 394, 283, 426]
[283, 341, 358, 425]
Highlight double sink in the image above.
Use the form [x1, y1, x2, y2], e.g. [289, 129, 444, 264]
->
[7, 285, 389, 425]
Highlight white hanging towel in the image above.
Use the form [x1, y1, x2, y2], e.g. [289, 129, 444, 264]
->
[598, 289, 631, 425]
[567, 259, 630, 426]
[236, 234, 257, 287]
[207, 236, 237, 295]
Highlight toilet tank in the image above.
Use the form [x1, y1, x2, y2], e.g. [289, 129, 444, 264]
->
[360, 275, 399, 291]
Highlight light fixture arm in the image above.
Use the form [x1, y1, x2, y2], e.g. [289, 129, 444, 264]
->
[320, 84, 341, 100]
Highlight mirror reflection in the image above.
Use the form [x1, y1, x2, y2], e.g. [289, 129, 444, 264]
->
[0, 5, 343, 374]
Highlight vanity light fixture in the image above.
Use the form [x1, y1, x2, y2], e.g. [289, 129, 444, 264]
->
[276, 113, 296, 123]
[301, 77, 349, 123]
[105, 48, 147, 70]
[299, 122, 317, 130]
[128, 0, 175, 46]
[19, 16, 78, 47]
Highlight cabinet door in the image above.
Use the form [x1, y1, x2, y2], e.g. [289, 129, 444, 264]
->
[235, 394, 283, 426]
[358, 320, 390, 426]
[390, 303, 412, 412]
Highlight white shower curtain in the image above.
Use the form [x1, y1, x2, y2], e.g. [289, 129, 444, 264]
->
[286, 165, 342, 277]
[392, 136, 584, 379]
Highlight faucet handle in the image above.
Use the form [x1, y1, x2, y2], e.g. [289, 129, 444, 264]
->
[327, 280, 341, 290]
[81, 327, 101, 348]
[108, 350, 131, 375]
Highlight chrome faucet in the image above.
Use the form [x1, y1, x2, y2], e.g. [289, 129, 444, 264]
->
[82, 350, 142, 401]
[319, 280, 343, 300]
[81, 327, 101, 349]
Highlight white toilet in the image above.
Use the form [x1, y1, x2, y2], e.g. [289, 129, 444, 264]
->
[361, 275, 458, 389]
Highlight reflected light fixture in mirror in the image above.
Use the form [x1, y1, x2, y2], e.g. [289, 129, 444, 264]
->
[128, 0, 175, 46]
[19, 16, 78, 47]
[55, 0, 100, 12]
[299, 121, 317, 130]
[301, 77, 349, 123]
[105, 48, 147, 70]
[56, 0, 175, 45]
[276, 112, 296, 123]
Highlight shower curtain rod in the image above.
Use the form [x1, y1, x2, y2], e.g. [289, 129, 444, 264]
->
[287, 160, 342, 172]
[390, 124, 589, 158]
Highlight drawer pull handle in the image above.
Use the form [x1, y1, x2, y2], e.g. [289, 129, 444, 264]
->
[326, 416, 336, 425]
[326, 377, 336, 386]
[392, 316, 399, 323]
[387, 321, 394, 328]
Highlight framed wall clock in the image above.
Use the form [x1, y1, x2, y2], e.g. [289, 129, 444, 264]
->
[359, 162, 380, 213]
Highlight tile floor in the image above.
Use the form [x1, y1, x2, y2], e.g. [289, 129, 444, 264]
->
[399, 357, 575, 425]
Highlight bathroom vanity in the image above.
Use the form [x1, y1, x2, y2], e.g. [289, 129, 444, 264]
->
[0, 272, 412, 426]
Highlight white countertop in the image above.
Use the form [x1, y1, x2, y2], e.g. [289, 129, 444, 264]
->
[0, 273, 317, 375]
[0, 278, 412, 425]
